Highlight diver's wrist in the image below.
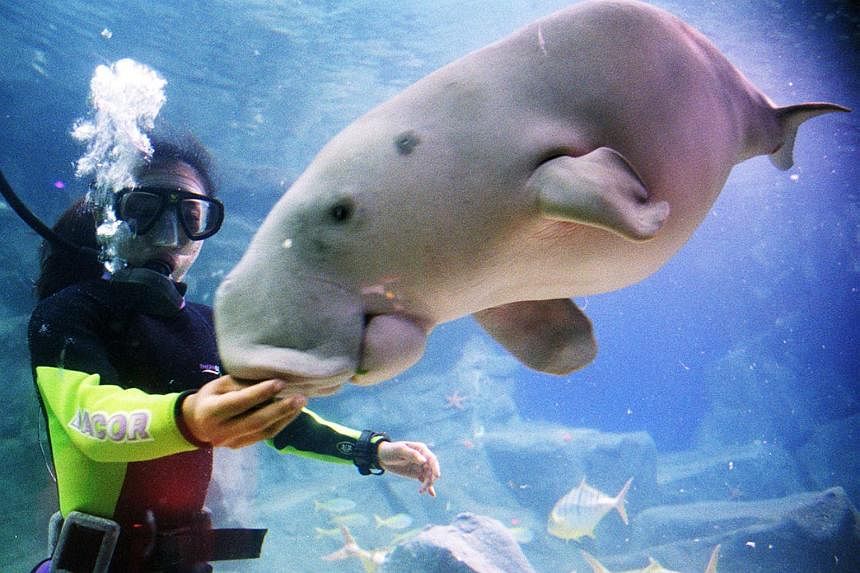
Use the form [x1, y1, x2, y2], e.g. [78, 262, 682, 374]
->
[353, 430, 390, 475]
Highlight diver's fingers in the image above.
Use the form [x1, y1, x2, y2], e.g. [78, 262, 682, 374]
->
[406, 441, 436, 461]
[258, 402, 305, 439]
[420, 462, 440, 495]
[406, 441, 441, 480]
[220, 414, 296, 449]
[216, 395, 306, 447]
[379, 442, 425, 472]
[410, 452, 436, 495]
[421, 455, 440, 496]
[213, 379, 289, 418]
[418, 474, 437, 496]
[219, 433, 257, 449]
[221, 422, 282, 449]
[403, 448, 428, 466]
[234, 394, 306, 434]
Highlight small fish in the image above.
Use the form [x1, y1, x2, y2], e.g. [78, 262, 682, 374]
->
[314, 526, 343, 539]
[374, 513, 414, 530]
[547, 477, 633, 541]
[322, 525, 389, 573]
[314, 497, 357, 513]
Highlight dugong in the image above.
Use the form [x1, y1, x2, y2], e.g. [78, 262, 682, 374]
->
[214, 0, 848, 395]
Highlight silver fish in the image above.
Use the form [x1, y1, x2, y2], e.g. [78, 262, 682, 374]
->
[548, 477, 632, 540]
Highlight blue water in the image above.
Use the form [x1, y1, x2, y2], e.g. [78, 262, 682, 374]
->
[1, 1, 857, 571]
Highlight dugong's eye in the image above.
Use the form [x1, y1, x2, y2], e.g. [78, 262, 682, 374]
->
[328, 200, 354, 224]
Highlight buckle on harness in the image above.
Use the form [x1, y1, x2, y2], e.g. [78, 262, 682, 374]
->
[52, 511, 120, 573]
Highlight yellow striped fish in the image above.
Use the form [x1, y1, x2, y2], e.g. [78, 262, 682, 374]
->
[547, 477, 632, 540]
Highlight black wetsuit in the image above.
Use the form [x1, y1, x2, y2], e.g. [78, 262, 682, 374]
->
[29, 276, 366, 571]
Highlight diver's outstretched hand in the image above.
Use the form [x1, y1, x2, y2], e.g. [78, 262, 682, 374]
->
[181, 375, 307, 448]
[377, 441, 441, 496]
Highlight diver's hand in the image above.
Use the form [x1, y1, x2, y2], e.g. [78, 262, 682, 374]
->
[181, 375, 307, 448]
[377, 440, 440, 496]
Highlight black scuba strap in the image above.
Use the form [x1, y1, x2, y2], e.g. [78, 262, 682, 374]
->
[0, 168, 99, 257]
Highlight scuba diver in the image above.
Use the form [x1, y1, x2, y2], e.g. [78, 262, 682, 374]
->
[11, 132, 439, 572]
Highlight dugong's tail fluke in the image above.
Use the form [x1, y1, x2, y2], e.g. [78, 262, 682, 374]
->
[769, 102, 851, 170]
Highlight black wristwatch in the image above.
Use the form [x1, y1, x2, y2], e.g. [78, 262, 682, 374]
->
[353, 430, 391, 475]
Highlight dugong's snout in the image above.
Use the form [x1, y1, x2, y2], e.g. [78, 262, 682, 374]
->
[214, 268, 365, 393]
[214, 265, 430, 394]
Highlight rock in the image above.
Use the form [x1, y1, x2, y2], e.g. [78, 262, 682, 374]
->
[479, 423, 658, 557]
[695, 345, 817, 450]
[657, 442, 804, 505]
[796, 414, 860, 505]
[321, 336, 521, 440]
[381, 513, 535, 573]
[207, 332, 854, 573]
[611, 487, 860, 573]
[482, 423, 658, 513]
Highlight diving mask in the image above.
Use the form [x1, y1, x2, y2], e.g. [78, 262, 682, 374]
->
[115, 186, 224, 240]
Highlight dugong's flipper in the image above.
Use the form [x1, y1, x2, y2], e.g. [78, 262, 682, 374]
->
[532, 147, 670, 241]
[473, 298, 596, 375]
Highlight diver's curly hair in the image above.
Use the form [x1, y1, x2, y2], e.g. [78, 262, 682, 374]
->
[34, 130, 216, 300]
